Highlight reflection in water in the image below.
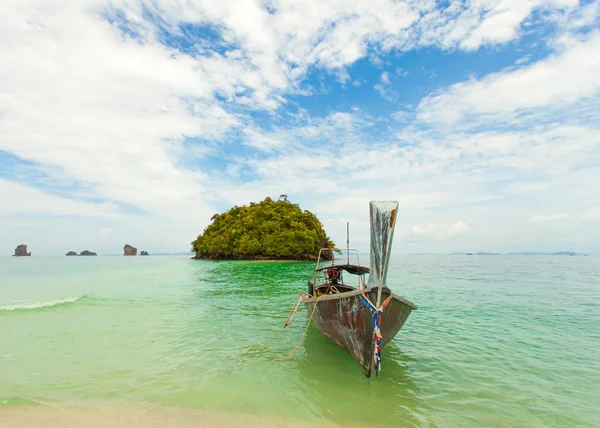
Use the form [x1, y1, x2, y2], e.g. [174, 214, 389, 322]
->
[297, 329, 430, 427]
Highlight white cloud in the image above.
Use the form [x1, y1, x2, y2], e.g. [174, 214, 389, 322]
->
[410, 223, 438, 236]
[97, 0, 581, 89]
[582, 207, 600, 221]
[547, 0, 600, 32]
[528, 213, 570, 222]
[459, 0, 578, 50]
[99, 228, 112, 239]
[0, 179, 126, 219]
[400, 0, 579, 52]
[380, 72, 391, 85]
[408, 221, 470, 240]
[0, 0, 245, 225]
[374, 71, 398, 101]
[418, 31, 600, 124]
[528, 207, 600, 224]
[448, 221, 470, 236]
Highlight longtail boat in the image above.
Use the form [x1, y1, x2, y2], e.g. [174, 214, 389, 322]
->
[300, 201, 417, 377]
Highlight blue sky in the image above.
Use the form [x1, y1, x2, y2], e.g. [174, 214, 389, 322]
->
[1, 0, 599, 255]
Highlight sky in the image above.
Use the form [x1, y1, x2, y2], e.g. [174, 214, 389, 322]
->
[1, 0, 599, 256]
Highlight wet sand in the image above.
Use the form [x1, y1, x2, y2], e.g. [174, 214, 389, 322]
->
[0, 401, 384, 428]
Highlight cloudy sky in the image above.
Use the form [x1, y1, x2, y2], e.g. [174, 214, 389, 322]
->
[1, 0, 599, 255]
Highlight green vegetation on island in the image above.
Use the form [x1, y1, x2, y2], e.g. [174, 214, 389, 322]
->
[191, 195, 335, 260]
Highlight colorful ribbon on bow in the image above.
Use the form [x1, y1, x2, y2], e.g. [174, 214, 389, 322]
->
[360, 287, 393, 377]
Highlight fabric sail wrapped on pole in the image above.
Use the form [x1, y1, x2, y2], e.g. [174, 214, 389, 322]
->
[367, 201, 399, 298]
[365, 200, 399, 376]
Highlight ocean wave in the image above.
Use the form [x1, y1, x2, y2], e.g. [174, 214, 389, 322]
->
[0, 295, 87, 312]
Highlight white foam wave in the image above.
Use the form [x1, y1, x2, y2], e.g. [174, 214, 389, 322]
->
[0, 296, 85, 311]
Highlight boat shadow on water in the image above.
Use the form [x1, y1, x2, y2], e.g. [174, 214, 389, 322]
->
[300, 325, 418, 384]
[293, 327, 429, 427]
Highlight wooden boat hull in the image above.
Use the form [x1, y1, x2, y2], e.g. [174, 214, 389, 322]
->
[301, 286, 415, 377]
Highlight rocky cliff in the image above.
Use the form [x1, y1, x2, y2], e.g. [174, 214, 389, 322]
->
[14, 244, 31, 257]
[124, 244, 137, 256]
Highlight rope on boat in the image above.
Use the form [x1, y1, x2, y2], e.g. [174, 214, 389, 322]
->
[283, 292, 304, 329]
[275, 294, 324, 364]
[360, 286, 393, 377]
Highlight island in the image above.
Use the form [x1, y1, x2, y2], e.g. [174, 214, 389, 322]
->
[66, 250, 97, 256]
[140, 251, 149, 256]
[506, 251, 581, 256]
[13, 244, 31, 257]
[124, 244, 137, 256]
[191, 195, 335, 261]
[447, 251, 585, 256]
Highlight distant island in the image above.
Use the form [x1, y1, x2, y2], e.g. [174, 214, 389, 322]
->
[443, 251, 586, 256]
[507, 251, 582, 256]
[191, 195, 335, 261]
[66, 250, 97, 256]
[454, 252, 500, 256]
[140, 251, 149, 256]
[13, 244, 31, 257]
[101, 251, 192, 256]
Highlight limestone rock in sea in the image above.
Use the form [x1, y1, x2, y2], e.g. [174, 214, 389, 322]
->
[66, 251, 77, 256]
[140, 251, 149, 256]
[80, 250, 97, 256]
[14, 244, 31, 257]
[124, 244, 137, 256]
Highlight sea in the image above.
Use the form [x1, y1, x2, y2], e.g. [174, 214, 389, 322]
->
[0, 255, 598, 427]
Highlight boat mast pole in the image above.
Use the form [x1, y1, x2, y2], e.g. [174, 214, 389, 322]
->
[347, 221, 349, 265]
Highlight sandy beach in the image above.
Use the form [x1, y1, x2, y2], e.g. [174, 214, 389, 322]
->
[0, 400, 385, 428]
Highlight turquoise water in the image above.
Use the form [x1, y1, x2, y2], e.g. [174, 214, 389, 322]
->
[1, 255, 599, 427]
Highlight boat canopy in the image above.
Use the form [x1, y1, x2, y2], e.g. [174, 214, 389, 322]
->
[315, 264, 370, 275]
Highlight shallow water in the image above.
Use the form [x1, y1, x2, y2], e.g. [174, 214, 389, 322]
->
[1, 255, 598, 427]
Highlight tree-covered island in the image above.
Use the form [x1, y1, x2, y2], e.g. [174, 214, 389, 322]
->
[191, 195, 336, 260]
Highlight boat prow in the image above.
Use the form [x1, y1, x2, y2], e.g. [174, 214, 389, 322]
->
[301, 285, 416, 377]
